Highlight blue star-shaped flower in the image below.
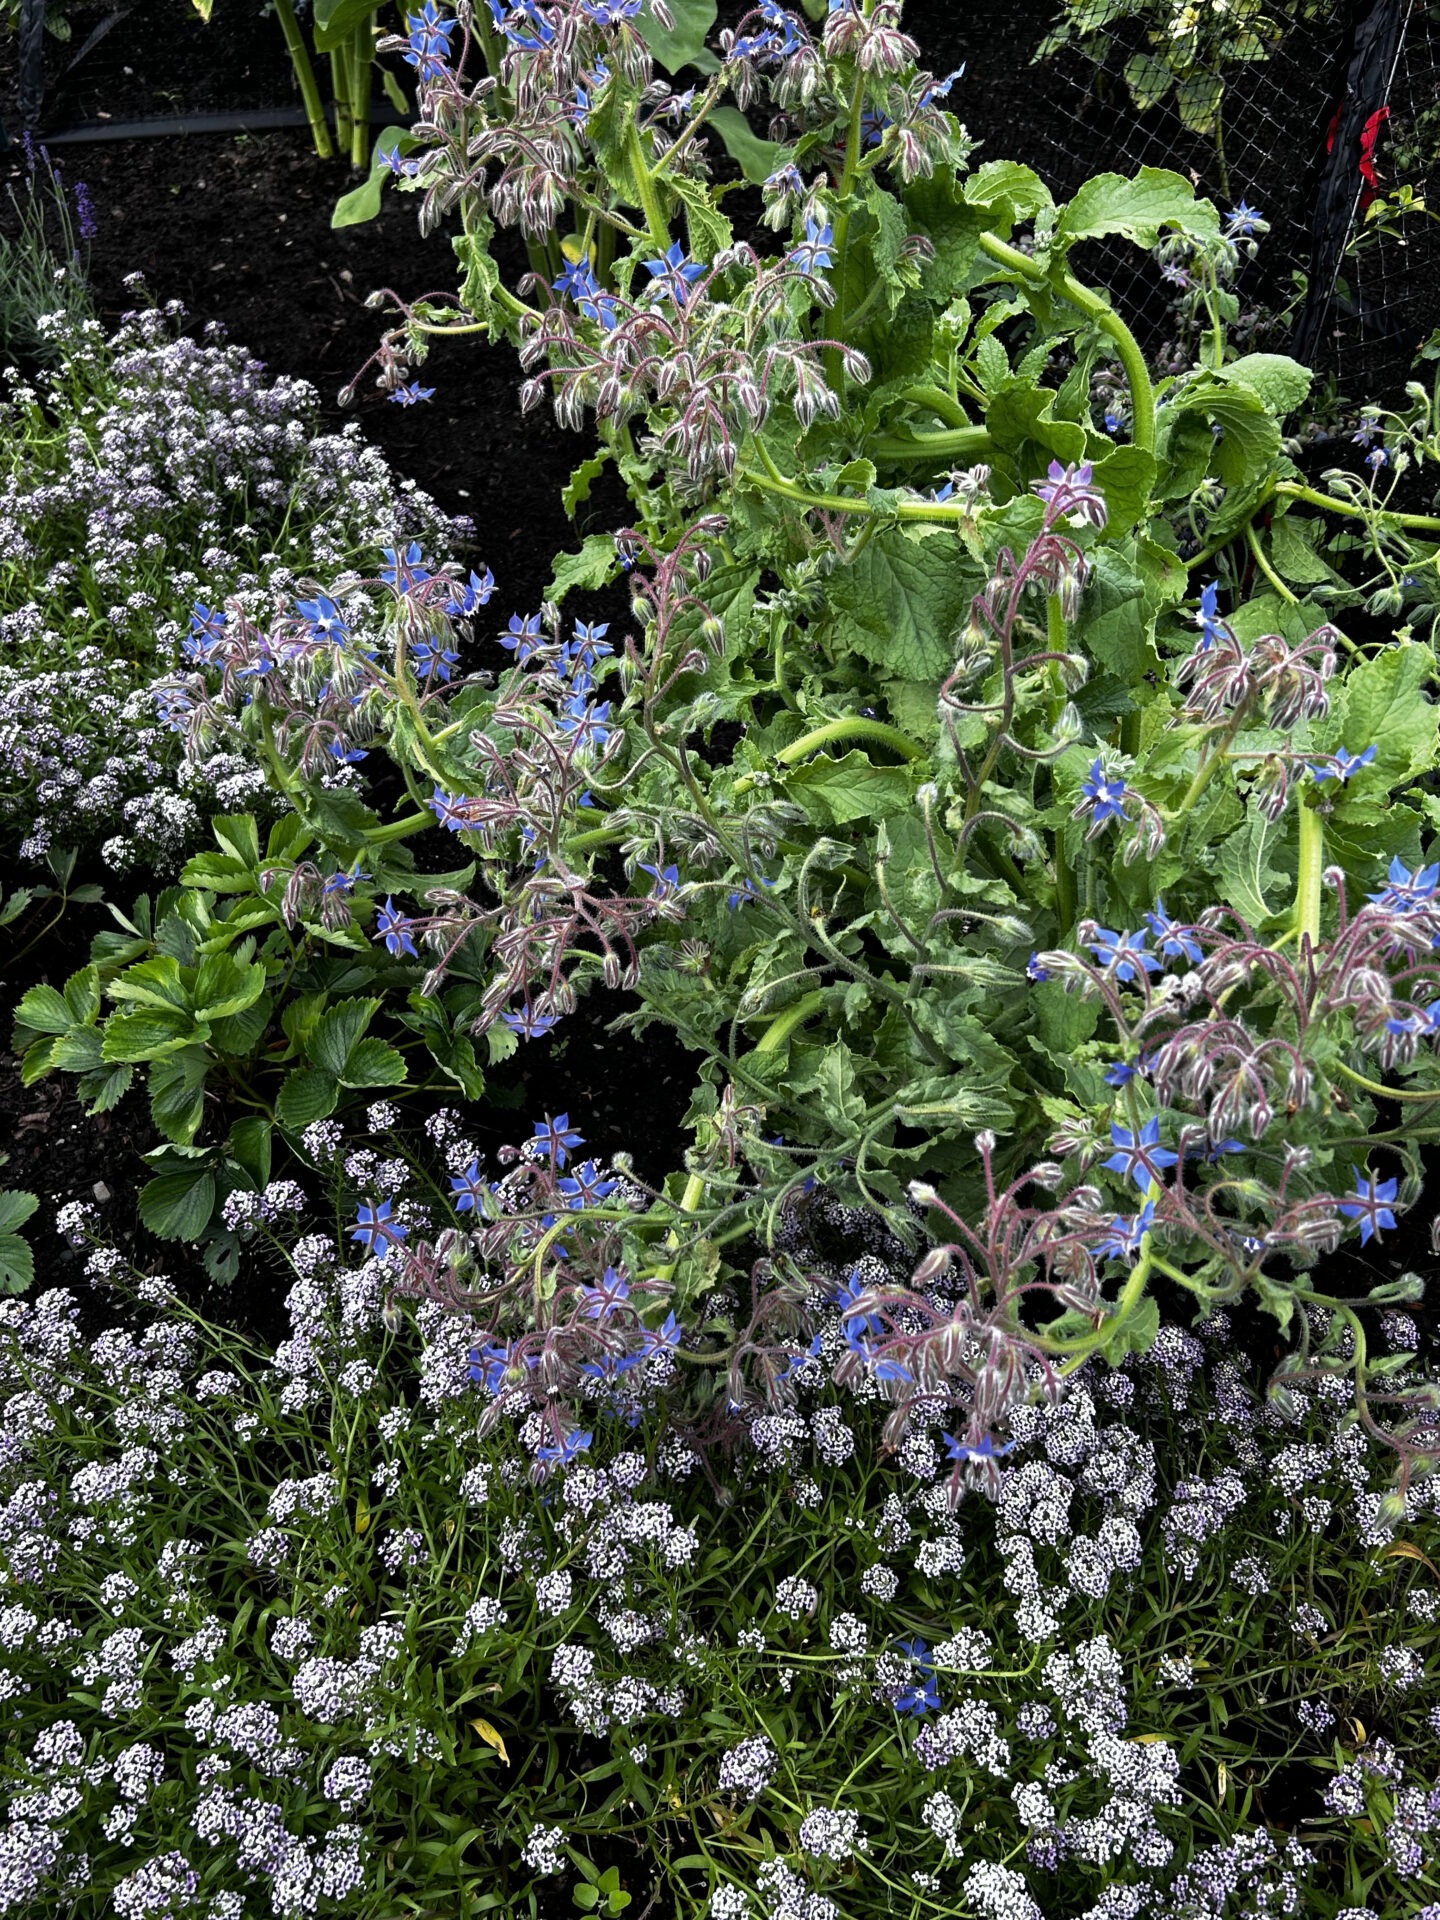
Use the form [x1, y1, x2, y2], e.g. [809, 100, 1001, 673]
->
[1102, 1117, 1179, 1192]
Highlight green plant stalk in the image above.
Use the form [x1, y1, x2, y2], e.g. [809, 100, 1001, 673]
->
[626, 116, 672, 254]
[1332, 1060, 1440, 1104]
[1275, 479, 1440, 535]
[754, 989, 827, 1053]
[869, 425, 994, 465]
[1294, 796, 1324, 949]
[349, 15, 373, 172]
[331, 36, 354, 157]
[730, 716, 923, 796]
[975, 230, 1157, 456]
[273, 0, 334, 159]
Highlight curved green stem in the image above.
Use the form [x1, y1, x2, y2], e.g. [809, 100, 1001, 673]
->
[1332, 1060, 1440, 1105]
[899, 383, 974, 429]
[731, 716, 923, 797]
[870, 425, 994, 465]
[1244, 520, 1299, 604]
[754, 989, 827, 1053]
[1275, 480, 1440, 535]
[976, 230, 1156, 457]
[1294, 795, 1324, 949]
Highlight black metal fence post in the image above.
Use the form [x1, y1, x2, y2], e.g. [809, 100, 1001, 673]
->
[18, 0, 48, 130]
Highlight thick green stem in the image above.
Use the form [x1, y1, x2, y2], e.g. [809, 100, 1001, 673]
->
[870, 425, 994, 465]
[349, 16, 372, 171]
[739, 461, 966, 528]
[273, 0, 334, 159]
[1276, 480, 1440, 535]
[754, 990, 827, 1053]
[1294, 795, 1324, 949]
[976, 230, 1157, 458]
[1332, 1060, 1440, 1105]
[627, 117, 672, 253]
[331, 41, 354, 157]
[731, 717, 924, 797]
[899, 383, 973, 429]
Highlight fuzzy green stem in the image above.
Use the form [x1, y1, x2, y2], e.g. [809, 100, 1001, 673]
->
[627, 117, 672, 253]
[273, 0, 334, 159]
[731, 717, 924, 798]
[870, 425, 995, 465]
[1275, 480, 1440, 535]
[330, 39, 353, 157]
[1332, 1061, 1440, 1105]
[976, 230, 1157, 459]
[1294, 794, 1324, 949]
[754, 990, 827, 1053]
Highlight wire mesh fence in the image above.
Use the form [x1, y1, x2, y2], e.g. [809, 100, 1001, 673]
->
[1017, 0, 1440, 405]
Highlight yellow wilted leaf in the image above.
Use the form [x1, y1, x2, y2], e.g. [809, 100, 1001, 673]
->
[1215, 1761, 1228, 1803]
[560, 234, 597, 269]
[1380, 1540, 1440, 1580]
[1349, 1717, 1367, 1746]
[354, 1497, 371, 1537]
[469, 1718, 510, 1765]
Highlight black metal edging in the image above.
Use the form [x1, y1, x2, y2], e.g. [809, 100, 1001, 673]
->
[37, 105, 410, 147]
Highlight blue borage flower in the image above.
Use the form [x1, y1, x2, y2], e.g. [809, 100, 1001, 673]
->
[579, 1266, 630, 1317]
[1088, 926, 1161, 985]
[580, 0, 641, 22]
[328, 740, 367, 764]
[1310, 743, 1377, 784]
[296, 594, 347, 645]
[449, 1160, 489, 1214]
[1026, 953, 1051, 985]
[892, 1637, 941, 1717]
[381, 542, 433, 593]
[638, 861, 681, 902]
[535, 1428, 593, 1469]
[1076, 758, 1128, 829]
[945, 1433, 1015, 1465]
[351, 1199, 409, 1262]
[411, 638, 460, 682]
[447, 566, 496, 616]
[1102, 1118, 1179, 1192]
[321, 861, 368, 899]
[1095, 1198, 1156, 1263]
[552, 257, 620, 331]
[405, 0, 456, 80]
[728, 875, 777, 909]
[1146, 899, 1204, 966]
[788, 217, 835, 274]
[468, 1337, 539, 1394]
[558, 694, 613, 753]
[558, 1161, 618, 1208]
[643, 240, 707, 308]
[1339, 1168, 1400, 1246]
[499, 612, 544, 662]
[1193, 579, 1231, 652]
[501, 1003, 560, 1040]
[389, 381, 436, 406]
[1225, 199, 1265, 238]
[531, 1113, 584, 1167]
[375, 898, 419, 958]
[487, 0, 553, 50]
[1368, 856, 1440, 913]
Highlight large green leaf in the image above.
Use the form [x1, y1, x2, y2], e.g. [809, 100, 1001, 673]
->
[149, 1047, 211, 1147]
[709, 106, 781, 184]
[964, 161, 1054, 230]
[1328, 642, 1440, 788]
[0, 1192, 38, 1235]
[1056, 168, 1219, 251]
[210, 815, 262, 869]
[780, 750, 917, 827]
[13, 984, 73, 1036]
[309, 998, 381, 1079]
[101, 1007, 196, 1063]
[338, 1037, 408, 1089]
[139, 1169, 217, 1242]
[636, 0, 717, 72]
[193, 953, 267, 1023]
[1215, 809, 1289, 928]
[546, 534, 620, 605]
[312, 0, 379, 51]
[1073, 544, 1159, 683]
[277, 1067, 341, 1131]
[1220, 353, 1312, 420]
[825, 527, 972, 683]
[109, 956, 190, 1014]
